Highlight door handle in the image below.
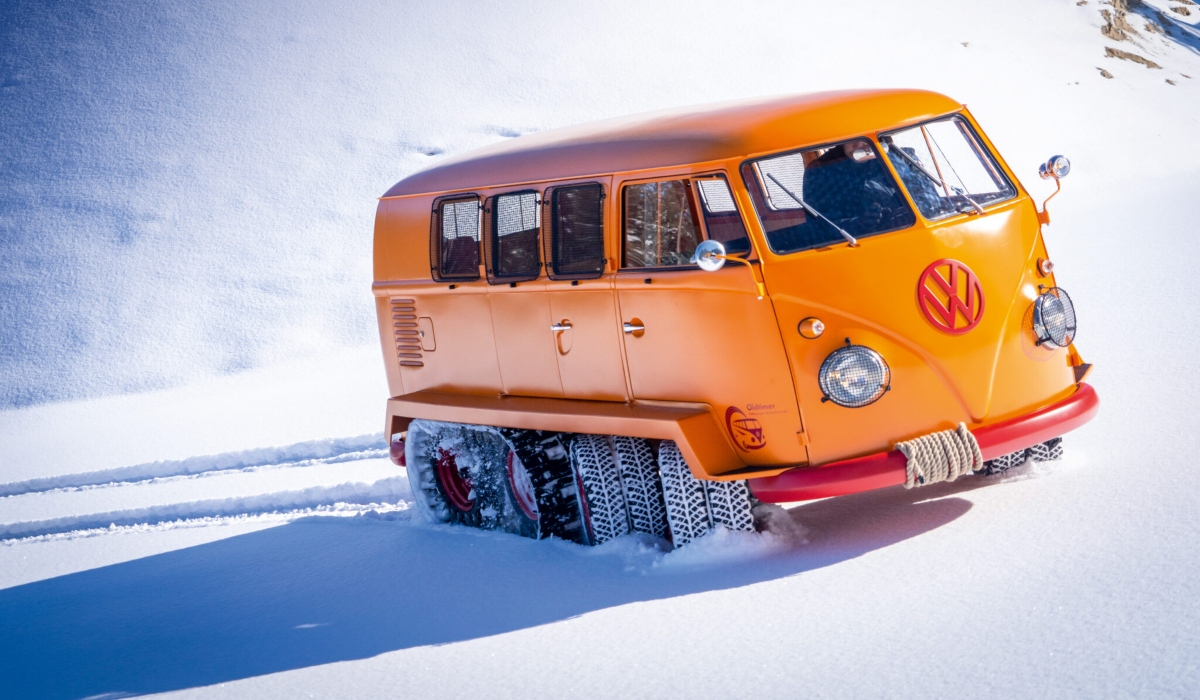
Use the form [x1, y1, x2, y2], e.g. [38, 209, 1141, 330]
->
[623, 322, 645, 334]
[551, 321, 572, 332]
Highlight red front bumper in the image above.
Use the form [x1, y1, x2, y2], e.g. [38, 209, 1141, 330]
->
[748, 382, 1100, 503]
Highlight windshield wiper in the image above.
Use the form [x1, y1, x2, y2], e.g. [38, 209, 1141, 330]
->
[765, 173, 858, 247]
[883, 139, 984, 215]
[883, 140, 943, 188]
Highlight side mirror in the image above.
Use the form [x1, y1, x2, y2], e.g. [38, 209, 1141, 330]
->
[691, 239, 727, 272]
[1039, 155, 1071, 180]
[689, 239, 766, 299]
[1036, 155, 1070, 226]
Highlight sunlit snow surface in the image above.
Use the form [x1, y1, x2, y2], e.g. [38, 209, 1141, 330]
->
[3, 0, 1200, 697]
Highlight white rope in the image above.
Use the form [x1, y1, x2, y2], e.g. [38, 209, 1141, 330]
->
[896, 423, 984, 489]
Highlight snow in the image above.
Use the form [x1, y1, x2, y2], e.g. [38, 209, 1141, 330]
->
[3, 0, 1200, 697]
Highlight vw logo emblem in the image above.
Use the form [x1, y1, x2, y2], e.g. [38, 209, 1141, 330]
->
[918, 259, 985, 334]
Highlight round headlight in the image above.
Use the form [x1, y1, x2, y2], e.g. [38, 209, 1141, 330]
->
[1033, 287, 1077, 348]
[818, 344, 891, 408]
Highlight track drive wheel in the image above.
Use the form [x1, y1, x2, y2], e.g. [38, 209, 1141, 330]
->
[500, 429, 591, 544]
[405, 420, 537, 537]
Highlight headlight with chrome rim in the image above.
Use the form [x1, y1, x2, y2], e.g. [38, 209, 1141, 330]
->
[1033, 287, 1077, 348]
[819, 344, 891, 408]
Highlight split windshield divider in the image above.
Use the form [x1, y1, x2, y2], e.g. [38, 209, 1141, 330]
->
[883, 130, 984, 217]
[925, 128, 985, 215]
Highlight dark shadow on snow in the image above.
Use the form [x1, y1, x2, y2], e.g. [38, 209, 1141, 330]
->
[1133, 3, 1200, 56]
[0, 479, 984, 699]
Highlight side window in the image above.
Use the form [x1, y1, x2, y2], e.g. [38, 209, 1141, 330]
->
[694, 177, 751, 255]
[547, 184, 605, 280]
[623, 180, 701, 268]
[432, 196, 480, 281]
[488, 190, 541, 283]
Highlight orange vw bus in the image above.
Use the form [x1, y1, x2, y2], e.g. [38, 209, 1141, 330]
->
[372, 89, 1098, 547]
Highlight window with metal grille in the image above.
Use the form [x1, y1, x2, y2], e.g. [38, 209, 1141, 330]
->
[623, 180, 700, 268]
[489, 191, 541, 282]
[694, 176, 751, 255]
[433, 196, 481, 281]
[547, 184, 604, 279]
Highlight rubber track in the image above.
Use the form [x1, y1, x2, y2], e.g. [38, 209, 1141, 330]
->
[657, 440, 711, 547]
[979, 449, 1025, 475]
[500, 429, 587, 544]
[703, 479, 755, 533]
[980, 436, 1063, 475]
[611, 436, 668, 538]
[1026, 437, 1064, 463]
[569, 435, 630, 545]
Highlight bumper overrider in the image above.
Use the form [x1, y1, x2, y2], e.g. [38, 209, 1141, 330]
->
[748, 382, 1100, 503]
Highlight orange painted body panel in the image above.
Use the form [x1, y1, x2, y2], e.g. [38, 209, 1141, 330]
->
[548, 277, 629, 402]
[764, 196, 1075, 465]
[372, 89, 1093, 480]
[378, 282, 504, 396]
[614, 266, 806, 467]
[488, 279, 565, 398]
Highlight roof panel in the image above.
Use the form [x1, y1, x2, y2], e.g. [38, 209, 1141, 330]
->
[383, 89, 963, 198]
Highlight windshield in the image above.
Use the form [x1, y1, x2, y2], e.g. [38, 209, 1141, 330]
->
[880, 115, 1016, 220]
[741, 139, 915, 255]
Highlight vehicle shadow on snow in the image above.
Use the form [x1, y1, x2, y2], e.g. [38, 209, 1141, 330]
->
[0, 480, 984, 699]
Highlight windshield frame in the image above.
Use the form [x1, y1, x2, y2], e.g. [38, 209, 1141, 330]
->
[878, 114, 1017, 222]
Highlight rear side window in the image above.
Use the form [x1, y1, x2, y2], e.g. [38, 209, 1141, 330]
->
[488, 191, 541, 282]
[694, 177, 751, 255]
[623, 180, 700, 268]
[431, 196, 481, 281]
[547, 184, 605, 280]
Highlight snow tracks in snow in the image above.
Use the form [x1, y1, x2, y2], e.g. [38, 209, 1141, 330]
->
[0, 435, 412, 542]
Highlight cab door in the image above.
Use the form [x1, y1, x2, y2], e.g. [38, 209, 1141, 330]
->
[612, 173, 807, 470]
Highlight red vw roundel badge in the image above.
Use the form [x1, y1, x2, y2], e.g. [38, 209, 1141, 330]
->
[917, 259, 985, 335]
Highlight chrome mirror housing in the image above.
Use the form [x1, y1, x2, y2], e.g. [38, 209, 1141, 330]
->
[691, 239, 727, 272]
[1039, 155, 1071, 180]
[1036, 155, 1071, 226]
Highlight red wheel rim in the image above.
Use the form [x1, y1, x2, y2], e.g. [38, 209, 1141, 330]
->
[435, 448, 474, 512]
[506, 450, 539, 520]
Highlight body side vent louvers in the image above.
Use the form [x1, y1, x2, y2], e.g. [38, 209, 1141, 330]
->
[391, 298, 423, 367]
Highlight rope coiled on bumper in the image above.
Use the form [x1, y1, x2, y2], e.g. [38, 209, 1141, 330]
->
[897, 423, 984, 489]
